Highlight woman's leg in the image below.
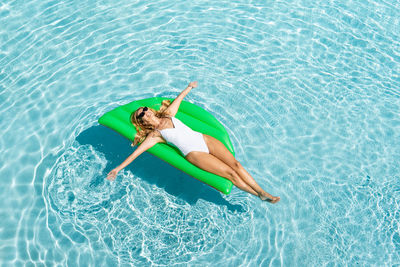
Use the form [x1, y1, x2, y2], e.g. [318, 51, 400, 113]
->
[185, 152, 259, 196]
[203, 134, 280, 203]
[230, 162, 279, 202]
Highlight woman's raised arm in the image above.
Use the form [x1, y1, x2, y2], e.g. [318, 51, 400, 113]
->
[164, 81, 198, 117]
[106, 132, 162, 181]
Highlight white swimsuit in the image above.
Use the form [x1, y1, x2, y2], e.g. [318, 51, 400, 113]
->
[157, 116, 209, 156]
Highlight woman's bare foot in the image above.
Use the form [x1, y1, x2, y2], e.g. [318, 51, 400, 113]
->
[259, 194, 280, 203]
[268, 196, 280, 203]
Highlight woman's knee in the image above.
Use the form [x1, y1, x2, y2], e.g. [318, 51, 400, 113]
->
[225, 168, 239, 183]
[233, 160, 242, 171]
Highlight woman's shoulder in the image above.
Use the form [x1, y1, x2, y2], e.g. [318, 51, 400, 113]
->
[150, 130, 162, 137]
[162, 110, 175, 118]
[150, 130, 166, 141]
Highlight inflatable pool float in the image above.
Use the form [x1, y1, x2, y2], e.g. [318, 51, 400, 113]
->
[98, 97, 234, 194]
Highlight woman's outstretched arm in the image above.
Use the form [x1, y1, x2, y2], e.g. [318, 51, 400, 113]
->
[165, 81, 198, 117]
[106, 132, 162, 181]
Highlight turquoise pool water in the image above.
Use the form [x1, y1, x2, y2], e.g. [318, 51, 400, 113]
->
[1, 0, 399, 265]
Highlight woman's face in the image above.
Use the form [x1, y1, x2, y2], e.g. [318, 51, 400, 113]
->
[136, 107, 154, 123]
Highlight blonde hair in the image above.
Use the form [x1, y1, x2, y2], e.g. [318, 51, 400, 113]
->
[130, 100, 171, 146]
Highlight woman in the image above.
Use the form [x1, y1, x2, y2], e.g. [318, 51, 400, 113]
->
[107, 81, 280, 203]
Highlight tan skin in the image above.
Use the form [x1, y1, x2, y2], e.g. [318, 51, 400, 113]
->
[107, 81, 280, 203]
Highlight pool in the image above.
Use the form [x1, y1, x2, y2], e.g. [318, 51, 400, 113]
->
[1, 0, 399, 265]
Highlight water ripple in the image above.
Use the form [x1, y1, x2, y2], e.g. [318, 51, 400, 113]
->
[1, 0, 400, 265]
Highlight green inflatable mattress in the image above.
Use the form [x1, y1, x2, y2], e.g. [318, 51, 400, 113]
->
[98, 97, 234, 194]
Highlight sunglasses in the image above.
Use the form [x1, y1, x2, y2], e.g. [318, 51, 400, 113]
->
[136, 107, 148, 120]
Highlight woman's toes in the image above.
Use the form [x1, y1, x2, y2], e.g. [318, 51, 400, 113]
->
[260, 195, 280, 203]
[270, 196, 280, 203]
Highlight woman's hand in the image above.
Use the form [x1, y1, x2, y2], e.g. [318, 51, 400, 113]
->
[188, 81, 198, 88]
[106, 168, 119, 181]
